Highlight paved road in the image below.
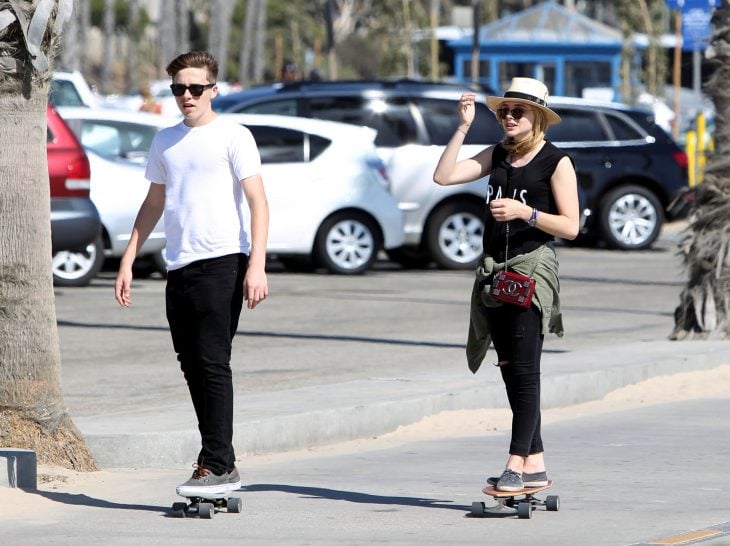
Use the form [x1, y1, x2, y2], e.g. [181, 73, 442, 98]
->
[2, 396, 729, 545]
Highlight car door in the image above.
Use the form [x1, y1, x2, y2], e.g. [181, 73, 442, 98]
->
[245, 124, 323, 252]
[547, 107, 613, 200]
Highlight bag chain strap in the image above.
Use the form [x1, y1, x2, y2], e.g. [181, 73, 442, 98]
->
[504, 222, 511, 272]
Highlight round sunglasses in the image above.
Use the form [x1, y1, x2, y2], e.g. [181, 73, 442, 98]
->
[170, 83, 215, 97]
[496, 106, 531, 120]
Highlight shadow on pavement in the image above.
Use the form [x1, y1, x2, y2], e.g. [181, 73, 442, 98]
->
[31, 490, 167, 514]
[242, 483, 469, 512]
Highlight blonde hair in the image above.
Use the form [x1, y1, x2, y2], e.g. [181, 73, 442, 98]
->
[500, 108, 548, 156]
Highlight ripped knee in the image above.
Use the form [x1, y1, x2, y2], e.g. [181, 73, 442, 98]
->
[494, 360, 511, 367]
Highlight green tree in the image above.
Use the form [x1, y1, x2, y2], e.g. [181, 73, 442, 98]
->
[616, 0, 669, 101]
[0, 0, 96, 470]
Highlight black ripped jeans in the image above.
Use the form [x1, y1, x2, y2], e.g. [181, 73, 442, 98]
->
[166, 253, 247, 476]
[485, 303, 544, 457]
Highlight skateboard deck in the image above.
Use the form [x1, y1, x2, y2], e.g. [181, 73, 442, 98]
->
[171, 492, 243, 518]
[471, 480, 559, 519]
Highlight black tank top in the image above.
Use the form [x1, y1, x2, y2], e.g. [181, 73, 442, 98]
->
[484, 141, 571, 262]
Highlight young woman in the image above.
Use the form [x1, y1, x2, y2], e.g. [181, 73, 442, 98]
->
[434, 77, 579, 492]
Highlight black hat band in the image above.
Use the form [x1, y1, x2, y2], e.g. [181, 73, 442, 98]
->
[503, 91, 547, 107]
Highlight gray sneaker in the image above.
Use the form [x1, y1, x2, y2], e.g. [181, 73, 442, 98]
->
[227, 466, 241, 491]
[176, 465, 228, 497]
[496, 469, 524, 492]
[488, 471, 548, 488]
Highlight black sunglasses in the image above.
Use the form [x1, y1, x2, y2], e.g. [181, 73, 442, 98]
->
[170, 83, 215, 97]
[497, 106, 530, 120]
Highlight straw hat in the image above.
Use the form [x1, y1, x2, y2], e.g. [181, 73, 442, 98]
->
[486, 77, 561, 126]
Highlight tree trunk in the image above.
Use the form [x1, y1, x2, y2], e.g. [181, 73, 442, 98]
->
[253, 0, 268, 83]
[0, 0, 96, 471]
[207, 0, 235, 82]
[671, 2, 730, 340]
[239, 0, 257, 86]
[100, 0, 115, 94]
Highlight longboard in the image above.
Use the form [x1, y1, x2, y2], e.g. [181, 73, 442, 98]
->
[471, 480, 559, 519]
[171, 493, 242, 518]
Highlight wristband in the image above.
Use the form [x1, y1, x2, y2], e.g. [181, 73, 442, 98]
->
[527, 208, 539, 227]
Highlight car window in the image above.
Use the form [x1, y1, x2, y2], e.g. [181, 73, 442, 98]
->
[68, 119, 158, 162]
[248, 125, 308, 163]
[603, 112, 644, 141]
[50, 79, 85, 107]
[308, 134, 330, 161]
[547, 108, 607, 142]
[240, 99, 298, 116]
[417, 98, 503, 145]
[307, 96, 418, 147]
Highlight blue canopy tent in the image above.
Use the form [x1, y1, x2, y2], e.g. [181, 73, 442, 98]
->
[447, 1, 639, 101]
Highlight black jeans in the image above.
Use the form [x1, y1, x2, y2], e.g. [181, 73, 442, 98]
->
[166, 253, 247, 476]
[485, 303, 544, 457]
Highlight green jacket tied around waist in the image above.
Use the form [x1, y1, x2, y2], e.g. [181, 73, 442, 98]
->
[466, 244, 564, 373]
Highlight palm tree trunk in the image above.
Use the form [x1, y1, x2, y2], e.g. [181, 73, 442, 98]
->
[672, 2, 730, 340]
[0, 0, 96, 471]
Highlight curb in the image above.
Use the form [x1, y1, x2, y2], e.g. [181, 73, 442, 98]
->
[75, 340, 728, 468]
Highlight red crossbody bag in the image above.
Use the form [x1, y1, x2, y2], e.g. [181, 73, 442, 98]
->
[490, 223, 538, 308]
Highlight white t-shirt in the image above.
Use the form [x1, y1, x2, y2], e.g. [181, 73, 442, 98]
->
[145, 116, 261, 271]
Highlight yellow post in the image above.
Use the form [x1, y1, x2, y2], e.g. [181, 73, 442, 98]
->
[686, 130, 697, 188]
[696, 113, 706, 185]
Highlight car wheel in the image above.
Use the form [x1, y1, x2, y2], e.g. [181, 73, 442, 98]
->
[599, 185, 663, 250]
[314, 212, 379, 274]
[52, 234, 104, 287]
[425, 201, 484, 270]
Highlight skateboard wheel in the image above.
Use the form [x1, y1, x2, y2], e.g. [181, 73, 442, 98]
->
[171, 502, 187, 517]
[517, 502, 532, 519]
[199, 502, 215, 519]
[470, 501, 485, 516]
[227, 497, 243, 513]
[546, 495, 560, 511]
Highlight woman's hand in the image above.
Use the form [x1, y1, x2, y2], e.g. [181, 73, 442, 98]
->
[489, 198, 531, 222]
[458, 92, 477, 130]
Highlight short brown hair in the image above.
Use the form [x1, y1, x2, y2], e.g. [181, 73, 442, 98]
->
[166, 51, 219, 83]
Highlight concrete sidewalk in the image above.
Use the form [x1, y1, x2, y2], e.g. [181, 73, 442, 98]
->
[73, 338, 729, 468]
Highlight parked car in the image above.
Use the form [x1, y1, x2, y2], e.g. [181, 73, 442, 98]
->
[547, 96, 689, 249]
[222, 113, 404, 274]
[50, 71, 100, 108]
[213, 80, 494, 269]
[213, 79, 492, 270]
[55, 107, 178, 277]
[215, 81, 689, 258]
[47, 103, 102, 287]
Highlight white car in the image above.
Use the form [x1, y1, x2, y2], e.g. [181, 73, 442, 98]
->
[54, 108, 178, 282]
[222, 113, 404, 274]
[50, 71, 108, 108]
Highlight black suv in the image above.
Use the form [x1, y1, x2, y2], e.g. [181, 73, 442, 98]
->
[214, 80, 688, 265]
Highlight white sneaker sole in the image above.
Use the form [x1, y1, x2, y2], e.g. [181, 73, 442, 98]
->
[176, 484, 229, 498]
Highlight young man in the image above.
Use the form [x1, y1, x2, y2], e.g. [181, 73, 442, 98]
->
[115, 51, 269, 496]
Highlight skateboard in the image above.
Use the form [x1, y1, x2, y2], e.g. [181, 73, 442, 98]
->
[470, 481, 559, 519]
[171, 493, 243, 518]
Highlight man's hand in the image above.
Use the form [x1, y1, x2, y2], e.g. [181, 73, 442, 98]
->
[244, 267, 268, 309]
[115, 267, 133, 307]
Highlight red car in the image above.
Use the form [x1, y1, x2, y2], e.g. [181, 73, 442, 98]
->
[47, 103, 102, 286]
